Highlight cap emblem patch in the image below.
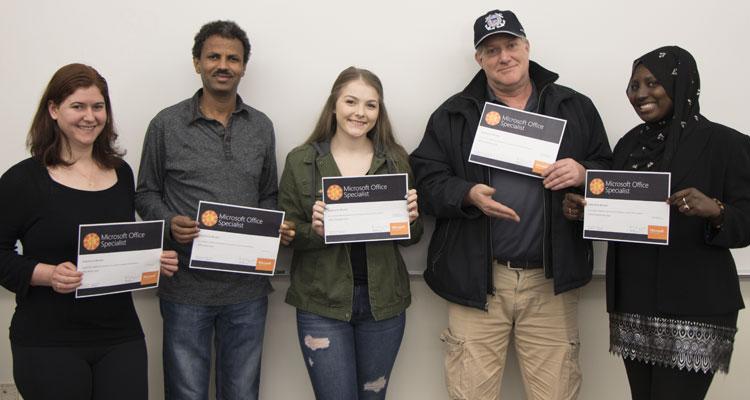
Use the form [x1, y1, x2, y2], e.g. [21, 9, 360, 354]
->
[485, 12, 505, 31]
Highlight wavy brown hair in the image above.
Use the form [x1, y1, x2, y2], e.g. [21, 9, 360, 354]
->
[306, 66, 408, 164]
[27, 63, 123, 168]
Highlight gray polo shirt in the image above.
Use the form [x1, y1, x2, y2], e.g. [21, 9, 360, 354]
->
[135, 90, 278, 305]
[488, 83, 544, 264]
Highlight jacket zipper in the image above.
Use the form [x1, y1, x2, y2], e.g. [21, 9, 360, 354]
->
[541, 186, 549, 276]
[344, 243, 354, 321]
[461, 94, 495, 310]
[536, 84, 551, 276]
[486, 165, 494, 310]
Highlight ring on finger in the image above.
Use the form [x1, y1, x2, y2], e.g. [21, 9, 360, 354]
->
[681, 197, 691, 210]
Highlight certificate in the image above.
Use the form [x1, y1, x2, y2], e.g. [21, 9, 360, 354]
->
[76, 220, 164, 298]
[468, 102, 567, 178]
[189, 201, 284, 275]
[323, 174, 410, 244]
[583, 170, 671, 245]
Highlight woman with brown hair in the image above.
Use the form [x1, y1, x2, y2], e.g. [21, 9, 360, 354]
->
[0, 63, 178, 400]
[278, 66, 422, 399]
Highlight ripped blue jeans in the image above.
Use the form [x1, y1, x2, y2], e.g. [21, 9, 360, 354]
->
[296, 285, 405, 400]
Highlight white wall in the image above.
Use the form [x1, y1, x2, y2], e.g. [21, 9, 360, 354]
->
[1, 1, 749, 398]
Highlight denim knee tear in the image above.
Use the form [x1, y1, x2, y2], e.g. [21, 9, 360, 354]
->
[303, 335, 330, 351]
[363, 376, 387, 393]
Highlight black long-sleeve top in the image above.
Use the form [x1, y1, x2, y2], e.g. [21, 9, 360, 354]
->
[0, 157, 142, 346]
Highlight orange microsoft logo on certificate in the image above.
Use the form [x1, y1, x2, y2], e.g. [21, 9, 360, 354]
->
[589, 178, 605, 196]
[201, 210, 219, 227]
[647, 225, 668, 240]
[326, 184, 344, 201]
[485, 111, 501, 126]
[140, 271, 159, 285]
[82, 232, 101, 251]
[256, 258, 275, 271]
[389, 222, 408, 236]
[532, 160, 550, 175]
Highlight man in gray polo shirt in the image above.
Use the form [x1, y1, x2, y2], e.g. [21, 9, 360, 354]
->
[135, 20, 292, 400]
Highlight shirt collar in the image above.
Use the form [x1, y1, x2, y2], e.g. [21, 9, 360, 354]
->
[188, 89, 249, 124]
[486, 80, 538, 112]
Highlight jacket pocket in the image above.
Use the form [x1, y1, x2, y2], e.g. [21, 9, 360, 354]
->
[429, 219, 452, 273]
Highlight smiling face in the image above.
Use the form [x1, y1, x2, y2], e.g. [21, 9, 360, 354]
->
[475, 34, 530, 94]
[48, 86, 106, 152]
[333, 79, 379, 140]
[627, 64, 674, 123]
[193, 35, 247, 96]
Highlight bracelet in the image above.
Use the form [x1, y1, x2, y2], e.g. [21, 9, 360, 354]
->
[712, 198, 725, 228]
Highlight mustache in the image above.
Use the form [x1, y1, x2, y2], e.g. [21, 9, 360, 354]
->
[213, 69, 232, 76]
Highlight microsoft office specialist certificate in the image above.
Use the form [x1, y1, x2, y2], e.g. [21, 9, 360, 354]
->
[583, 170, 671, 245]
[323, 174, 410, 244]
[468, 102, 567, 178]
[189, 201, 284, 275]
[76, 220, 164, 298]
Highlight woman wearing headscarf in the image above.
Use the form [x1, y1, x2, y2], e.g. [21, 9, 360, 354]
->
[564, 46, 750, 399]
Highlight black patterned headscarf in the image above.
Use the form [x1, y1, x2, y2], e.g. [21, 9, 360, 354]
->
[625, 46, 701, 171]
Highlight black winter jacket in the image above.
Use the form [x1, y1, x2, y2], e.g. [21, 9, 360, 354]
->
[410, 62, 612, 310]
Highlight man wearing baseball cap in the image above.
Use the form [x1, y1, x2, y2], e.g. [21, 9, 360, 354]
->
[411, 10, 612, 399]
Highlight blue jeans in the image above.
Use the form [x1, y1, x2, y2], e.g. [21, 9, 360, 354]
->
[159, 296, 268, 400]
[296, 285, 406, 400]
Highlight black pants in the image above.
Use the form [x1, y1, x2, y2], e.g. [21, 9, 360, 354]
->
[624, 358, 714, 400]
[11, 338, 147, 400]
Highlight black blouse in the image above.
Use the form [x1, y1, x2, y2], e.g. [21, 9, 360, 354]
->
[0, 158, 143, 346]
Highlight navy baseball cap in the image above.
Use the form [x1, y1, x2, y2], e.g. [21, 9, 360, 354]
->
[474, 10, 526, 48]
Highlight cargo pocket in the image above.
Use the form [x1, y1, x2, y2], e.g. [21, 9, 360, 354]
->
[557, 339, 582, 399]
[559, 289, 582, 399]
[440, 329, 468, 400]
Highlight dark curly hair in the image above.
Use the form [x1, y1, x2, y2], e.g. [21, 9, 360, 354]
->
[192, 20, 251, 64]
[27, 63, 123, 168]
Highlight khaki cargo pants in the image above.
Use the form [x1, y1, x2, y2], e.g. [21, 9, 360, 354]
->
[441, 261, 582, 400]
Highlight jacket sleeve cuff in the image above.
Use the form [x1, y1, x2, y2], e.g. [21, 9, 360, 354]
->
[455, 181, 483, 219]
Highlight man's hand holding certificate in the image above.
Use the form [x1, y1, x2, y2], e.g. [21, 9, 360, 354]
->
[189, 201, 285, 275]
[469, 102, 567, 178]
[76, 220, 164, 298]
[322, 174, 410, 244]
[583, 170, 671, 245]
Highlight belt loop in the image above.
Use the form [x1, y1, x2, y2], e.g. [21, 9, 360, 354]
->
[506, 261, 523, 271]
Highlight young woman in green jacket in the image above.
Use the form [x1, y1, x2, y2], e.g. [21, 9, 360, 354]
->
[278, 66, 423, 399]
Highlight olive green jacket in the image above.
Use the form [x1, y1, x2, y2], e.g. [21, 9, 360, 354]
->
[279, 142, 423, 321]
